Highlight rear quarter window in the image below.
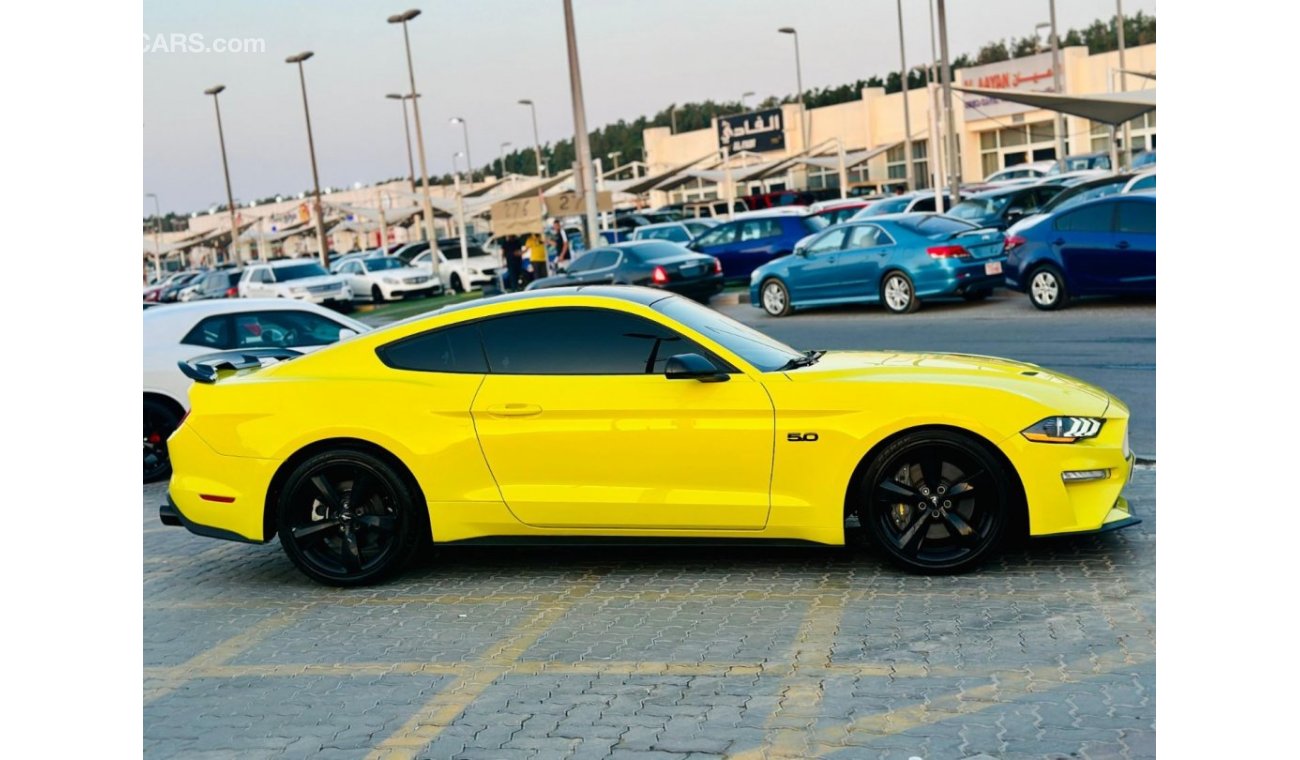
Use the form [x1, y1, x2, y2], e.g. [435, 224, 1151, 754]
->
[377, 323, 488, 373]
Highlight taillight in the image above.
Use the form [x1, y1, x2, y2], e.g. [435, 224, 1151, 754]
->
[712, 257, 722, 275]
[651, 265, 668, 284]
[1004, 234, 1027, 252]
[926, 245, 970, 259]
[226, 286, 238, 297]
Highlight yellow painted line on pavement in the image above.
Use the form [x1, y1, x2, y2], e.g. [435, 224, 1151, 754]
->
[733, 581, 849, 760]
[365, 578, 597, 760]
[143, 606, 309, 705]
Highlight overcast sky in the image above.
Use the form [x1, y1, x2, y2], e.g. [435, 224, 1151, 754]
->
[144, 0, 1156, 215]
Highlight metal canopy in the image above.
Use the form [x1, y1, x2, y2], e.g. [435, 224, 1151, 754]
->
[954, 86, 1156, 126]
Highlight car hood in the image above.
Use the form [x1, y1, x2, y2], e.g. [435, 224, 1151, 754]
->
[784, 350, 1114, 416]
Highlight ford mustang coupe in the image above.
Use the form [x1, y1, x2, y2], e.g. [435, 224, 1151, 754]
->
[161, 286, 1137, 585]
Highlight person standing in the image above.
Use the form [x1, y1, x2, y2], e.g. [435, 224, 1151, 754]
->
[546, 218, 569, 270]
[500, 234, 524, 291]
[526, 231, 548, 281]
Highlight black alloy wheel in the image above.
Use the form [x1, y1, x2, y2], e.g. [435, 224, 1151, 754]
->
[277, 450, 422, 586]
[860, 430, 1013, 574]
[143, 398, 180, 483]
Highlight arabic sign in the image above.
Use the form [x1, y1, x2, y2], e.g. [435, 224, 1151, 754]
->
[958, 51, 1063, 119]
[717, 108, 786, 154]
[490, 196, 544, 236]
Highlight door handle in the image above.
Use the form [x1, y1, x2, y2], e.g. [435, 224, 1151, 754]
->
[1116, 240, 1130, 250]
[486, 403, 543, 417]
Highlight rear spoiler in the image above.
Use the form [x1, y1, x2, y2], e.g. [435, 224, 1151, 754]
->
[178, 348, 303, 384]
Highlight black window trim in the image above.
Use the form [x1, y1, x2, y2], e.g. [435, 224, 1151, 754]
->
[376, 305, 737, 377]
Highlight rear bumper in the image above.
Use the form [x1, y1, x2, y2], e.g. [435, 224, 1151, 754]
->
[916, 257, 1009, 297]
[159, 495, 265, 544]
[662, 275, 725, 300]
[165, 423, 277, 543]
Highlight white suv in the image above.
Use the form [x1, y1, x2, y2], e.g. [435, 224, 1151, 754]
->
[238, 259, 354, 309]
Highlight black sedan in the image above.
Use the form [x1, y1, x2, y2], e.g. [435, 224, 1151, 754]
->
[526, 240, 724, 301]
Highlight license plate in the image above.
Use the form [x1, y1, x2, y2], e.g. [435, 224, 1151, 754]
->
[984, 261, 1003, 275]
[682, 265, 704, 276]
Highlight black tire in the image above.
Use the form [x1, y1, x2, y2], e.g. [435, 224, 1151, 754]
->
[759, 278, 793, 317]
[857, 429, 1014, 574]
[450, 273, 464, 294]
[880, 271, 919, 314]
[143, 398, 180, 483]
[1028, 265, 1069, 311]
[371, 285, 385, 303]
[276, 449, 425, 586]
[962, 288, 992, 302]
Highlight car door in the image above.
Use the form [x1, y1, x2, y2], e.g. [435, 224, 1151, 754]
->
[733, 218, 783, 276]
[340, 261, 367, 296]
[835, 224, 893, 299]
[1112, 200, 1156, 294]
[784, 227, 848, 303]
[470, 306, 775, 530]
[690, 222, 741, 275]
[570, 250, 620, 284]
[1052, 200, 1119, 294]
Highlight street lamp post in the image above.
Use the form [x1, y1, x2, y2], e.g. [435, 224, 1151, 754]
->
[203, 84, 241, 264]
[561, 0, 601, 247]
[146, 193, 163, 280]
[283, 54, 329, 267]
[741, 91, 755, 110]
[777, 27, 809, 150]
[893, 1, 915, 192]
[1047, 2, 1066, 165]
[518, 99, 545, 177]
[670, 105, 681, 134]
[450, 117, 473, 185]
[386, 93, 419, 194]
[499, 141, 512, 179]
[934, 1, 961, 203]
[451, 151, 470, 277]
[388, 8, 438, 243]
[1116, 0, 1131, 169]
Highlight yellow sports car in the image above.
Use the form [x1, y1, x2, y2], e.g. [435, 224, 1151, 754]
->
[160, 286, 1137, 585]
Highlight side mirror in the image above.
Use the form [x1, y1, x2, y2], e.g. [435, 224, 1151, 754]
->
[664, 353, 729, 383]
[793, 246, 808, 257]
[337, 328, 358, 340]
[1006, 207, 1025, 221]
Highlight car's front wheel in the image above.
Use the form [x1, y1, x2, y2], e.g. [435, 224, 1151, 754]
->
[276, 449, 424, 586]
[1028, 265, 1069, 310]
[858, 430, 1014, 574]
[760, 279, 792, 317]
[450, 273, 464, 294]
[881, 271, 919, 314]
[371, 285, 385, 303]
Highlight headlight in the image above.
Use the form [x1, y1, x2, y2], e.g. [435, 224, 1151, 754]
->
[382, 277, 400, 284]
[289, 286, 307, 294]
[467, 268, 479, 275]
[1021, 416, 1103, 443]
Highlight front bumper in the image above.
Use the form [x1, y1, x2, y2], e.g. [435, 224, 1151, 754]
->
[381, 281, 444, 299]
[288, 289, 354, 306]
[1006, 413, 1140, 537]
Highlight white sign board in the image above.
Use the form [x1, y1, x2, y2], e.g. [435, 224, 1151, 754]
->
[958, 51, 1063, 119]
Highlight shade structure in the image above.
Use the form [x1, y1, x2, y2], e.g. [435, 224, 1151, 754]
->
[954, 86, 1156, 126]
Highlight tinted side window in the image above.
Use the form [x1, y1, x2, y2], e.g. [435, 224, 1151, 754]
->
[378, 323, 488, 373]
[181, 316, 231, 349]
[590, 251, 620, 269]
[739, 219, 781, 241]
[807, 228, 847, 254]
[1116, 202, 1156, 234]
[1054, 203, 1115, 233]
[911, 196, 936, 212]
[848, 225, 891, 248]
[231, 311, 351, 348]
[695, 224, 737, 247]
[477, 308, 720, 375]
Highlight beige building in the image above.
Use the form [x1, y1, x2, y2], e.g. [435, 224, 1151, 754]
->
[642, 43, 1155, 207]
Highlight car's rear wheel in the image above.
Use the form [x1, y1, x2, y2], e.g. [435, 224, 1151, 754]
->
[1029, 265, 1069, 310]
[760, 279, 792, 317]
[371, 285, 385, 303]
[858, 430, 1013, 574]
[143, 398, 179, 483]
[276, 449, 423, 586]
[881, 271, 919, 314]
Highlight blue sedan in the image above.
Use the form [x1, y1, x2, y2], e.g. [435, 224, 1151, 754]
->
[1003, 194, 1155, 310]
[748, 214, 1008, 316]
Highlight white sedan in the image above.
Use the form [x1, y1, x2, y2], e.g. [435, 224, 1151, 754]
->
[410, 245, 503, 293]
[335, 256, 442, 302]
[143, 300, 369, 482]
[237, 259, 354, 309]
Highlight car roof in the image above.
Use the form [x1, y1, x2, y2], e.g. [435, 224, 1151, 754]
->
[634, 221, 687, 230]
[959, 184, 1037, 200]
[142, 298, 369, 339]
[250, 258, 325, 268]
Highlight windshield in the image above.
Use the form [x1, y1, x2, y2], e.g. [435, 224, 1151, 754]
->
[365, 258, 404, 271]
[947, 195, 1010, 221]
[653, 296, 803, 372]
[273, 263, 329, 281]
